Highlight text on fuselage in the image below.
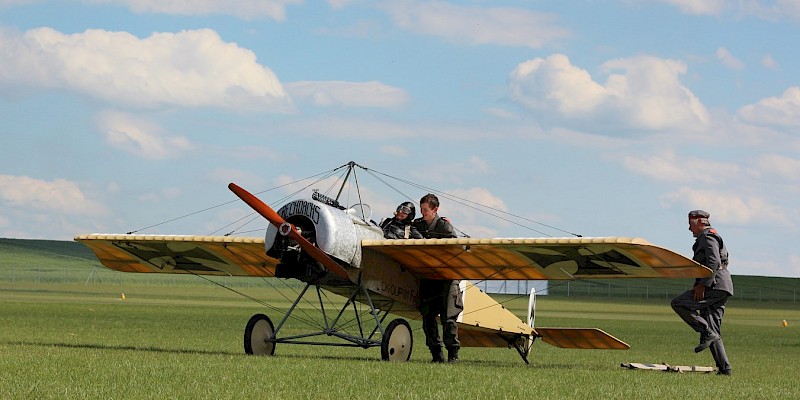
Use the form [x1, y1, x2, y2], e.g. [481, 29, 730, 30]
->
[279, 200, 321, 225]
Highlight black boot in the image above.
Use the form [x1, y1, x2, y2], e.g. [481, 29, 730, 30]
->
[694, 332, 720, 353]
[447, 348, 459, 363]
[430, 347, 444, 363]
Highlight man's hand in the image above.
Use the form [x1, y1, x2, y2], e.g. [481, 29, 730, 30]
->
[693, 284, 706, 301]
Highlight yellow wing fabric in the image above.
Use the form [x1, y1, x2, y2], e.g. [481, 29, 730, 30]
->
[361, 237, 709, 280]
[74, 234, 277, 277]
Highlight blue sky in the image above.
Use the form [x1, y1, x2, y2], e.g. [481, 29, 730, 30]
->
[1, 1, 798, 278]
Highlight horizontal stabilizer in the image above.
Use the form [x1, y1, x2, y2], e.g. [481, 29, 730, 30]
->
[535, 328, 629, 350]
[621, 362, 716, 373]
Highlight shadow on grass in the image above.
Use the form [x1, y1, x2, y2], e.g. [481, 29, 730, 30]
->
[6, 340, 241, 356]
[5, 340, 585, 370]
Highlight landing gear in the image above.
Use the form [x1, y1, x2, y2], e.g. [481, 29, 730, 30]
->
[244, 314, 276, 356]
[241, 284, 414, 362]
[381, 318, 413, 362]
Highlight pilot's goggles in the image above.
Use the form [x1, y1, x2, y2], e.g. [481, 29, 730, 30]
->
[397, 205, 412, 215]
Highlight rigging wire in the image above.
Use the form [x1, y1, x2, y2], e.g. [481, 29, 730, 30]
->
[134, 160, 609, 340]
[126, 166, 347, 235]
[360, 165, 582, 237]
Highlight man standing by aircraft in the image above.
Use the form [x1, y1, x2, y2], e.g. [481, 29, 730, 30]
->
[413, 193, 462, 363]
[671, 210, 733, 375]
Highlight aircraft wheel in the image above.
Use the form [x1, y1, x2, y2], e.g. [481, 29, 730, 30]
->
[381, 318, 412, 362]
[244, 314, 276, 356]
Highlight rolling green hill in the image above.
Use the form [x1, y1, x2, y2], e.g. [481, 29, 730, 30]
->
[1, 237, 99, 265]
[1, 238, 798, 303]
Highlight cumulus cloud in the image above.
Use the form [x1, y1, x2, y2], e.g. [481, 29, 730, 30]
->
[381, 0, 570, 48]
[737, 87, 800, 127]
[661, 187, 787, 225]
[0, 27, 290, 110]
[716, 47, 745, 70]
[285, 81, 410, 108]
[509, 54, 710, 132]
[88, 0, 301, 21]
[96, 111, 193, 159]
[0, 175, 108, 215]
[509, 54, 607, 116]
[438, 187, 509, 238]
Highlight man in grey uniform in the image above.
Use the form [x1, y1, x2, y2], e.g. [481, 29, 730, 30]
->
[671, 210, 734, 375]
[413, 193, 462, 363]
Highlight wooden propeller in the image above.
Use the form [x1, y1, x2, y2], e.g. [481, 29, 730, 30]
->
[228, 182, 349, 280]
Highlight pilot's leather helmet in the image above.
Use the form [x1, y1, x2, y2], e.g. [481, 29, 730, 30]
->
[396, 202, 416, 222]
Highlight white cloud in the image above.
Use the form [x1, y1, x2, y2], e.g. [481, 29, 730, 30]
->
[285, 81, 410, 108]
[661, 187, 787, 226]
[716, 47, 745, 70]
[438, 187, 509, 238]
[382, 0, 570, 48]
[737, 87, 800, 127]
[326, 0, 361, 10]
[737, 0, 800, 21]
[206, 168, 267, 189]
[0, 27, 290, 110]
[750, 154, 800, 181]
[656, 0, 800, 21]
[509, 54, 607, 116]
[379, 146, 408, 156]
[279, 116, 420, 139]
[622, 150, 741, 183]
[0, 175, 108, 215]
[96, 111, 193, 159]
[659, 0, 726, 15]
[762, 54, 780, 70]
[410, 156, 493, 184]
[509, 54, 710, 132]
[87, 0, 301, 21]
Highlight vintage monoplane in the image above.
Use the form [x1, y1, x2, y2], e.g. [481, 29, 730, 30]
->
[75, 162, 710, 363]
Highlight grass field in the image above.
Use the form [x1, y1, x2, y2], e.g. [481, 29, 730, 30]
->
[2, 281, 799, 399]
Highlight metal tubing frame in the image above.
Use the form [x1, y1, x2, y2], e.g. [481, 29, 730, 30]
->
[268, 282, 392, 349]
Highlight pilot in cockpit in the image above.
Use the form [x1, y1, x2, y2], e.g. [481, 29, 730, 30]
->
[379, 202, 423, 239]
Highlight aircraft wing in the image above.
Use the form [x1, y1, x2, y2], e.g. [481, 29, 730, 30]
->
[361, 236, 709, 280]
[74, 234, 277, 277]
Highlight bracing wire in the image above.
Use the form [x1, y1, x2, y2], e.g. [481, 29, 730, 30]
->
[359, 165, 582, 238]
[126, 165, 348, 235]
[135, 161, 606, 339]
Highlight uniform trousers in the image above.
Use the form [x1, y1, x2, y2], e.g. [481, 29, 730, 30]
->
[671, 288, 732, 372]
[420, 280, 463, 352]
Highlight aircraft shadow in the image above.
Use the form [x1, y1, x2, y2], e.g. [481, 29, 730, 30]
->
[5, 340, 586, 370]
[5, 340, 241, 357]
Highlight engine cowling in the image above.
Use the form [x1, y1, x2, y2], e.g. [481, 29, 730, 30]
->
[265, 198, 384, 269]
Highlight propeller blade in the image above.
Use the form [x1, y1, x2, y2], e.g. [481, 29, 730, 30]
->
[228, 182, 349, 280]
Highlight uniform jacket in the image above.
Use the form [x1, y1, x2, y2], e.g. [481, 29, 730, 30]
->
[380, 217, 423, 239]
[693, 227, 734, 296]
[412, 215, 456, 239]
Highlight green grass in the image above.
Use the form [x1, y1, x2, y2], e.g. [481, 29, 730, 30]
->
[2, 283, 799, 399]
[2, 238, 800, 398]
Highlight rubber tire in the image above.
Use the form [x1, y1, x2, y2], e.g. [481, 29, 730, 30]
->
[381, 318, 413, 362]
[244, 313, 276, 356]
